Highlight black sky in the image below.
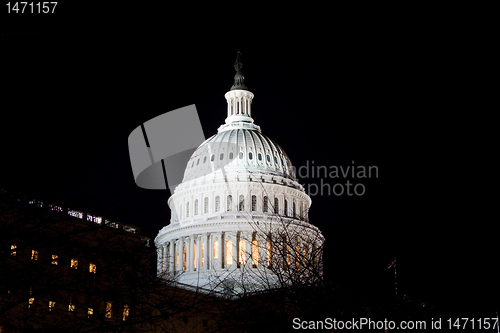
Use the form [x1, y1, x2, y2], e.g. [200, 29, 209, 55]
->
[2, 7, 496, 316]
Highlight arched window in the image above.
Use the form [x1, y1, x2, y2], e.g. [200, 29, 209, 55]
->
[258, 153, 262, 161]
[226, 240, 233, 265]
[274, 198, 279, 214]
[263, 196, 268, 213]
[215, 196, 220, 212]
[204, 197, 208, 214]
[239, 152, 243, 159]
[227, 195, 232, 211]
[251, 195, 257, 211]
[252, 240, 259, 266]
[274, 156, 279, 165]
[229, 152, 233, 160]
[284, 199, 288, 217]
[197, 158, 200, 165]
[211, 154, 215, 162]
[194, 199, 198, 215]
[239, 195, 245, 211]
[249, 152, 253, 160]
[213, 241, 219, 259]
[186, 202, 189, 218]
[220, 153, 224, 160]
[204, 156, 207, 163]
[267, 154, 271, 163]
[239, 240, 246, 265]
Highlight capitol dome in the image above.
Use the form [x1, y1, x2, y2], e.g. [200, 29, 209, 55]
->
[155, 52, 324, 295]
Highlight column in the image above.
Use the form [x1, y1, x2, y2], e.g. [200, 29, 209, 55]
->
[197, 234, 202, 271]
[169, 240, 175, 275]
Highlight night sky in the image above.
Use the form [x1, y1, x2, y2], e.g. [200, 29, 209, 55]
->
[2, 7, 496, 317]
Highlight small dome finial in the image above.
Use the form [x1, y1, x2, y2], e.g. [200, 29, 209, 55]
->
[231, 51, 248, 90]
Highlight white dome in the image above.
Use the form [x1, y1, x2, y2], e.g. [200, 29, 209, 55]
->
[182, 128, 296, 183]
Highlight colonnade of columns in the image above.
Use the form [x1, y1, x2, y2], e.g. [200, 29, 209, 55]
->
[157, 230, 322, 277]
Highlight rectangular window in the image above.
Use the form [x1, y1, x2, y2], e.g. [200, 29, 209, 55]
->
[263, 196, 268, 213]
[28, 297, 35, 307]
[213, 241, 218, 259]
[71, 259, 78, 269]
[193, 243, 197, 269]
[68, 303, 75, 312]
[176, 249, 179, 266]
[31, 250, 38, 260]
[251, 195, 257, 211]
[182, 247, 187, 271]
[267, 240, 272, 267]
[11, 244, 16, 256]
[89, 263, 97, 273]
[52, 255, 58, 265]
[226, 241, 233, 265]
[252, 240, 259, 266]
[201, 243, 205, 267]
[123, 304, 129, 321]
[49, 301, 55, 311]
[105, 301, 112, 319]
[238, 240, 246, 265]
[296, 246, 301, 270]
[88, 307, 94, 317]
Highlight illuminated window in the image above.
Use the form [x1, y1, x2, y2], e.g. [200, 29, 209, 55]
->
[227, 195, 232, 211]
[238, 195, 244, 211]
[274, 198, 279, 214]
[251, 195, 257, 211]
[213, 241, 218, 259]
[28, 297, 35, 307]
[176, 249, 179, 266]
[263, 196, 268, 213]
[201, 243, 205, 267]
[204, 197, 208, 214]
[267, 240, 272, 267]
[193, 243, 197, 269]
[49, 301, 55, 311]
[68, 303, 75, 312]
[10, 244, 16, 256]
[52, 255, 58, 265]
[88, 307, 94, 317]
[123, 304, 129, 321]
[105, 302, 112, 319]
[252, 240, 259, 266]
[31, 250, 38, 260]
[286, 245, 291, 266]
[215, 196, 220, 212]
[238, 240, 246, 265]
[71, 259, 78, 269]
[182, 247, 186, 270]
[226, 240, 233, 265]
[194, 199, 198, 215]
[89, 263, 97, 273]
[296, 245, 301, 270]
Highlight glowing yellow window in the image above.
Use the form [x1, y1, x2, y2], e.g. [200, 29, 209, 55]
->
[11, 244, 16, 256]
[238, 240, 246, 265]
[123, 304, 129, 321]
[182, 247, 187, 271]
[88, 307, 94, 317]
[226, 240, 233, 265]
[252, 240, 259, 266]
[201, 243, 205, 267]
[193, 244, 197, 269]
[52, 255, 58, 265]
[68, 304, 75, 312]
[89, 263, 97, 273]
[176, 249, 179, 266]
[49, 301, 55, 311]
[105, 301, 112, 318]
[267, 240, 272, 266]
[28, 297, 35, 307]
[31, 250, 38, 260]
[71, 259, 78, 269]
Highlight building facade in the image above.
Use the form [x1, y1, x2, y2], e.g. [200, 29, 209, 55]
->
[155, 53, 324, 294]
